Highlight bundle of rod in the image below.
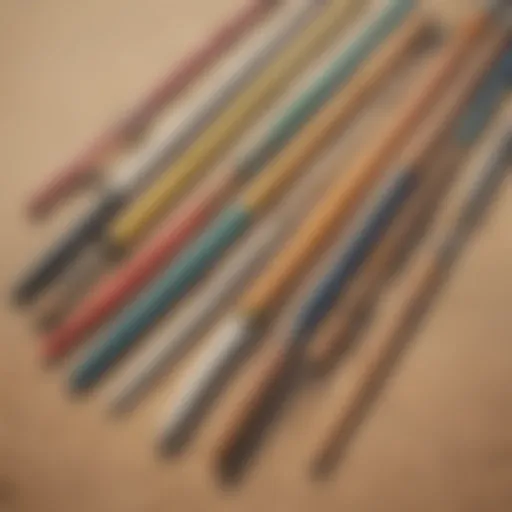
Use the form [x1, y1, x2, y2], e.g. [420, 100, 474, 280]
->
[213, 41, 509, 478]
[151, 5, 506, 455]
[43, 0, 419, 362]
[13, 0, 363, 305]
[65, 7, 429, 392]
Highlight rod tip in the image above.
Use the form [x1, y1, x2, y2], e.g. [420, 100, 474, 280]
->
[107, 391, 135, 418]
[156, 431, 188, 458]
[10, 285, 32, 308]
[309, 453, 335, 480]
[68, 368, 95, 395]
[27, 202, 53, 222]
[215, 452, 247, 485]
[41, 350, 61, 369]
[40, 339, 64, 365]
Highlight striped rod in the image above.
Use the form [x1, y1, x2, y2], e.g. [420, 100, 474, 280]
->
[12, 0, 327, 305]
[43, 0, 417, 360]
[106, 0, 368, 248]
[65, 10, 426, 388]
[105, 140, 344, 414]
[214, 37, 509, 475]
[156, 10, 503, 453]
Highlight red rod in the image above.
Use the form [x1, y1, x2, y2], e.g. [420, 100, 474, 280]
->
[42, 171, 233, 360]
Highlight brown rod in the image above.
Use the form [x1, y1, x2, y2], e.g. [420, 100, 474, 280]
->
[309, 125, 512, 474]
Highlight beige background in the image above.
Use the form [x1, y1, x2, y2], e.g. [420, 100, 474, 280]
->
[1, 0, 511, 511]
